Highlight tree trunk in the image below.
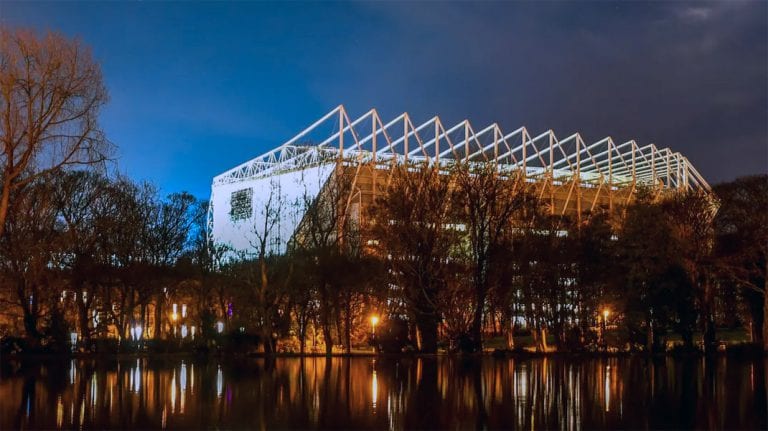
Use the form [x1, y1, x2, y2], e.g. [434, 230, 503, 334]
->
[154, 292, 163, 340]
[77, 294, 90, 345]
[553, 321, 564, 352]
[646, 320, 654, 353]
[681, 327, 694, 351]
[344, 301, 352, 355]
[262, 313, 274, 356]
[504, 318, 515, 350]
[320, 284, 333, 357]
[763, 284, 768, 352]
[409, 318, 419, 348]
[702, 279, 717, 354]
[416, 314, 438, 353]
[703, 315, 717, 354]
[540, 327, 549, 352]
[505, 314, 515, 350]
[748, 292, 764, 344]
[470, 285, 486, 352]
[298, 309, 307, 355]
[335, 310, 344, 353]
[323, 323, 333, 357]
[23, 309, 41, 343]
[0, 177, 11, 238]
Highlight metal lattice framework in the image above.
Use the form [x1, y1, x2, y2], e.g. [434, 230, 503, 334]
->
[214, 105, 710, 191]
[208, 106, 710, 251]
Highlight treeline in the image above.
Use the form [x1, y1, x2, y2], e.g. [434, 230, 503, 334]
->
[0, 172, 200, 349]
[1, 163, 765, 356]
[362, 164, 767, 354]
[209, 163, 765, 356]
[212, 165, 766, 355]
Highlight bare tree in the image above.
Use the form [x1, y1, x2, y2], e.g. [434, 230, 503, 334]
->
[714, 175, 768, 350]
[0, 28, 111, 237]
[368, 162, 457, 353]
[52, 170, 109, 345]
[247, 178, 290, 356]
[0, 178, 59, 343]
[186, 200, 230, 332]
[616, 189, 682, 353]
[452, 162, 530, 351]
[97, 179, 149, 341]
[294, 166, 358, 356]
[663, 189, 718, 352]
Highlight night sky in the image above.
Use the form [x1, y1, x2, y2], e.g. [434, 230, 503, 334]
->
[2, 1, 766, 199]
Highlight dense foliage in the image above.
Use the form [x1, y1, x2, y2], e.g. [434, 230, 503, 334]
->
[0, 163, 765, 355]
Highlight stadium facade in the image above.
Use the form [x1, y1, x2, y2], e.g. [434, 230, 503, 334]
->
[209, 106, 710, 254]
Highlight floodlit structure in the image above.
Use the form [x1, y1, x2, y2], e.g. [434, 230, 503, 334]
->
[209, 106, 710, 253]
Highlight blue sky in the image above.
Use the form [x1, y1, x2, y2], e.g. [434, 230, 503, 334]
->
[2, 1, 766, 199]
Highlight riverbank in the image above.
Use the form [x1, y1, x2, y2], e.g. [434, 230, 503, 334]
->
[2, 343, 765, 363]
[1, 328, 760, 360]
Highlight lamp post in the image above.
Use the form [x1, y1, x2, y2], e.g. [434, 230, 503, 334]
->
[370, 315, 379, 336]
[370, 315, 380, 353]
[601, 308, 610, 352]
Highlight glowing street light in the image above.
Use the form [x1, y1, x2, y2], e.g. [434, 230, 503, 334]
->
[370, 315, 380, 336]
[216, 321, 225, 334]
[600, 308, 610, 352]
[171, 303, 180, 329]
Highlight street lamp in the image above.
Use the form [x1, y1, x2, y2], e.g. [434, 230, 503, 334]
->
[601, 308, 610, 352]
[370, 315, 379, 336]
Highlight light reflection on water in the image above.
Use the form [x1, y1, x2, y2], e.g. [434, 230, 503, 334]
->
[1, 356, 765, 429]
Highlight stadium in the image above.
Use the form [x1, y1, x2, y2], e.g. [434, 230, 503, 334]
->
[208, 106, 710, 253]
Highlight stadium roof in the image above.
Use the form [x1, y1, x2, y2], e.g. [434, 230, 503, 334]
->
[213, 105, 710, 191]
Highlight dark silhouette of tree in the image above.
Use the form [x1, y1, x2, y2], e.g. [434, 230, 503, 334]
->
[368, 162, 457, 353]
[0, 178, 59, 344]
[451, 162, 530, 351]
[52, 170, 109, 345]
[663, 190, 717, 352]
[294, 167, 361, 355]
[714, 175, 768, 350]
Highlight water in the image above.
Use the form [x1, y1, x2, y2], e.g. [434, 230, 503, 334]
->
[1, 356, 765, 429]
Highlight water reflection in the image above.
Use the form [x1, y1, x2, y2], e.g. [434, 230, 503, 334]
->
[1, 356, 765, 429]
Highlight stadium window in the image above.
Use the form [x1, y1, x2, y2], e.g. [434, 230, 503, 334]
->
[230, 188, 253, 221]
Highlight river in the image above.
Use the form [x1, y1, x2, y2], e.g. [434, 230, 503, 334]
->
[1, 355, 765, 429]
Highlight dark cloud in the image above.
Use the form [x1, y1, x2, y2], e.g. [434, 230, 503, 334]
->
[317, 1, 767, 184]
[3, 1, 765, 196]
